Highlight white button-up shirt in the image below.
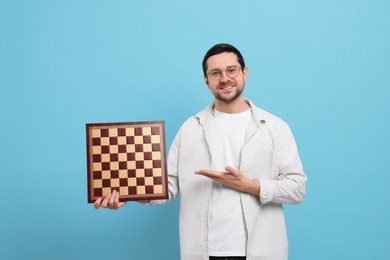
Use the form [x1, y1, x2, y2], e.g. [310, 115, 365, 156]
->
[150, 100, 307, 260]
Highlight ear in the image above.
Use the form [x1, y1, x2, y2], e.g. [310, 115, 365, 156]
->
[243, 67, 248, 83]
[204, 76, 211, 89]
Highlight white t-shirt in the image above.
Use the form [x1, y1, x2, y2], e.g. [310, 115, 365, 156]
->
[207, 108, 251, 256]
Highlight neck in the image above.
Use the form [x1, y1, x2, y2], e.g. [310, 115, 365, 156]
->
[214, 96, 249, 114]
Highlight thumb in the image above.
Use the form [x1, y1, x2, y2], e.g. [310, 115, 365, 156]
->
[118, 202, 127, 208]
[225, 166, 240, 176]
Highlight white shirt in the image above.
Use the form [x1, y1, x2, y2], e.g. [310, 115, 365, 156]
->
[207, 108, 251, 256]
[149, 100, 307, 260]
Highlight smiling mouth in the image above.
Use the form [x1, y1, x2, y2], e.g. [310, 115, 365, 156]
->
[219, 84, 235, 90]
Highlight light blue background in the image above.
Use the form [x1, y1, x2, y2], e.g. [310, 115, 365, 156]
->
[1, 0, 389, 259]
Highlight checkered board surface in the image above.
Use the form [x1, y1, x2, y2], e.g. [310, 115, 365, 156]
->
[86, 121, 168, 203]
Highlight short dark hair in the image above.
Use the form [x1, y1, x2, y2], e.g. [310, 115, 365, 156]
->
[202, 43, 246, 76]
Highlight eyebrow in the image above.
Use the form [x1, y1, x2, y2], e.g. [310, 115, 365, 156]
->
[208, 65, 239, 71]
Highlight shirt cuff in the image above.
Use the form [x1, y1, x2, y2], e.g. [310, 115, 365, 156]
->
[259, 179, 275, 204]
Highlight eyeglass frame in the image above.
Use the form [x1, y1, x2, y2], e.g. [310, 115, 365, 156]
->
[206, 65, 245, 80]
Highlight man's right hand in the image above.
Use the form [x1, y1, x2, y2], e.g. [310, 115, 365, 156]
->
[94, 190, 126, 210]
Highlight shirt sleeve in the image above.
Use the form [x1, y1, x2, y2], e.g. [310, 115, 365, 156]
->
[259, 122, 307, 205]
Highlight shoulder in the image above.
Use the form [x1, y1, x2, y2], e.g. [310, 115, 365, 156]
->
[175, 107, 208, 135]
[180, 103, 214, 130]
[250, 101, 289, 128]
[180, 115, 200, 130]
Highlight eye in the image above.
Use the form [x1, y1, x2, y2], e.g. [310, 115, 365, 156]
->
[210, 70, 221, 77]
[227, 67, 238, 74]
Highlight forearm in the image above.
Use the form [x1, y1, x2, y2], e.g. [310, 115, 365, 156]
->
[240, 177, 260, 196]
[259, 173, 307, 205]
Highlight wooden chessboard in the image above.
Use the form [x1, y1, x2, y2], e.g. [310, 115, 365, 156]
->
[86, 121, 169, 203]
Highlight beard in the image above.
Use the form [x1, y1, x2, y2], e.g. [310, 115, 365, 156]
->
[213, 83, 245, 103]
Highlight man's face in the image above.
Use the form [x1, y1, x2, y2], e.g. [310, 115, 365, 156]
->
[204, 52, 248, 103]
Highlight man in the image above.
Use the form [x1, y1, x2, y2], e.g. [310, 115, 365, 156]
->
[95, 43, 307, 260]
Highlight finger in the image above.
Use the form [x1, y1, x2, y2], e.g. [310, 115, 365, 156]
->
[108, 190, 117, 209]
[94, 198, 102, 209]
[118, 201, 126, 208]
[196, 169, 217, 177]
[101, 192, 111, 208]
[196, 170, 224, 184]
[225, 166, 240, 176]
[195, 169, 204, 174]
[113, 190, 121, 209]
[196, 171, 213, 179]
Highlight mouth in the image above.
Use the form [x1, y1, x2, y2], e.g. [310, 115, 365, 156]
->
[219, 84, 235, 90]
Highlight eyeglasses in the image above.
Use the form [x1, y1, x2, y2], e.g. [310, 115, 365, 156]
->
[206, 66, 243, 80]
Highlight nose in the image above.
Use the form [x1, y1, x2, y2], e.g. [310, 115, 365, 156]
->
[219, 71, 230, 82]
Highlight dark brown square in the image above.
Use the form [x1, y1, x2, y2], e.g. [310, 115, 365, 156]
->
[100, 129, 109, 137]
[145, 169, 153, 177]
[153, 160, 161, 168]
[101, 146, 110, 154]
[93, 171, 102, 179]
[94, 188, 102, 197]
[126, 136, 135, 144]
[109, 137, 118, 145]
[110, 154, 118, 161]
[93, 154, 102, 162]
[143, 135, 151, 143]
[127, 153, 135, 161]
[136, 161, 144, 169]
[102, 162, 110, 171]
[111, 170, 119, 178]
[120, 178, 128, 186]
[135, 144, 143, 152]
[128, 169, 136, 177]
[128, 186, 137, 195]
[151, 127, 160, 135]
[136, 177, 145, 186]
[152, 143, 160, 151]
[134, 127, 143, 136]
[102, 179, 111, 187]
[145, 186, 154, 194]
[118, 128, 126, 136]
[118, 145, 127, 153]
[119, 161, 127, 170]
[143, 152, 152, 160]
[153, 176, 162, 185]
[92, 138, 101, 146]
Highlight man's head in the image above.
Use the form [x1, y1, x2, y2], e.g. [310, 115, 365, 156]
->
[202, 43, 248, 105]
[202, 43, 246, 77]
